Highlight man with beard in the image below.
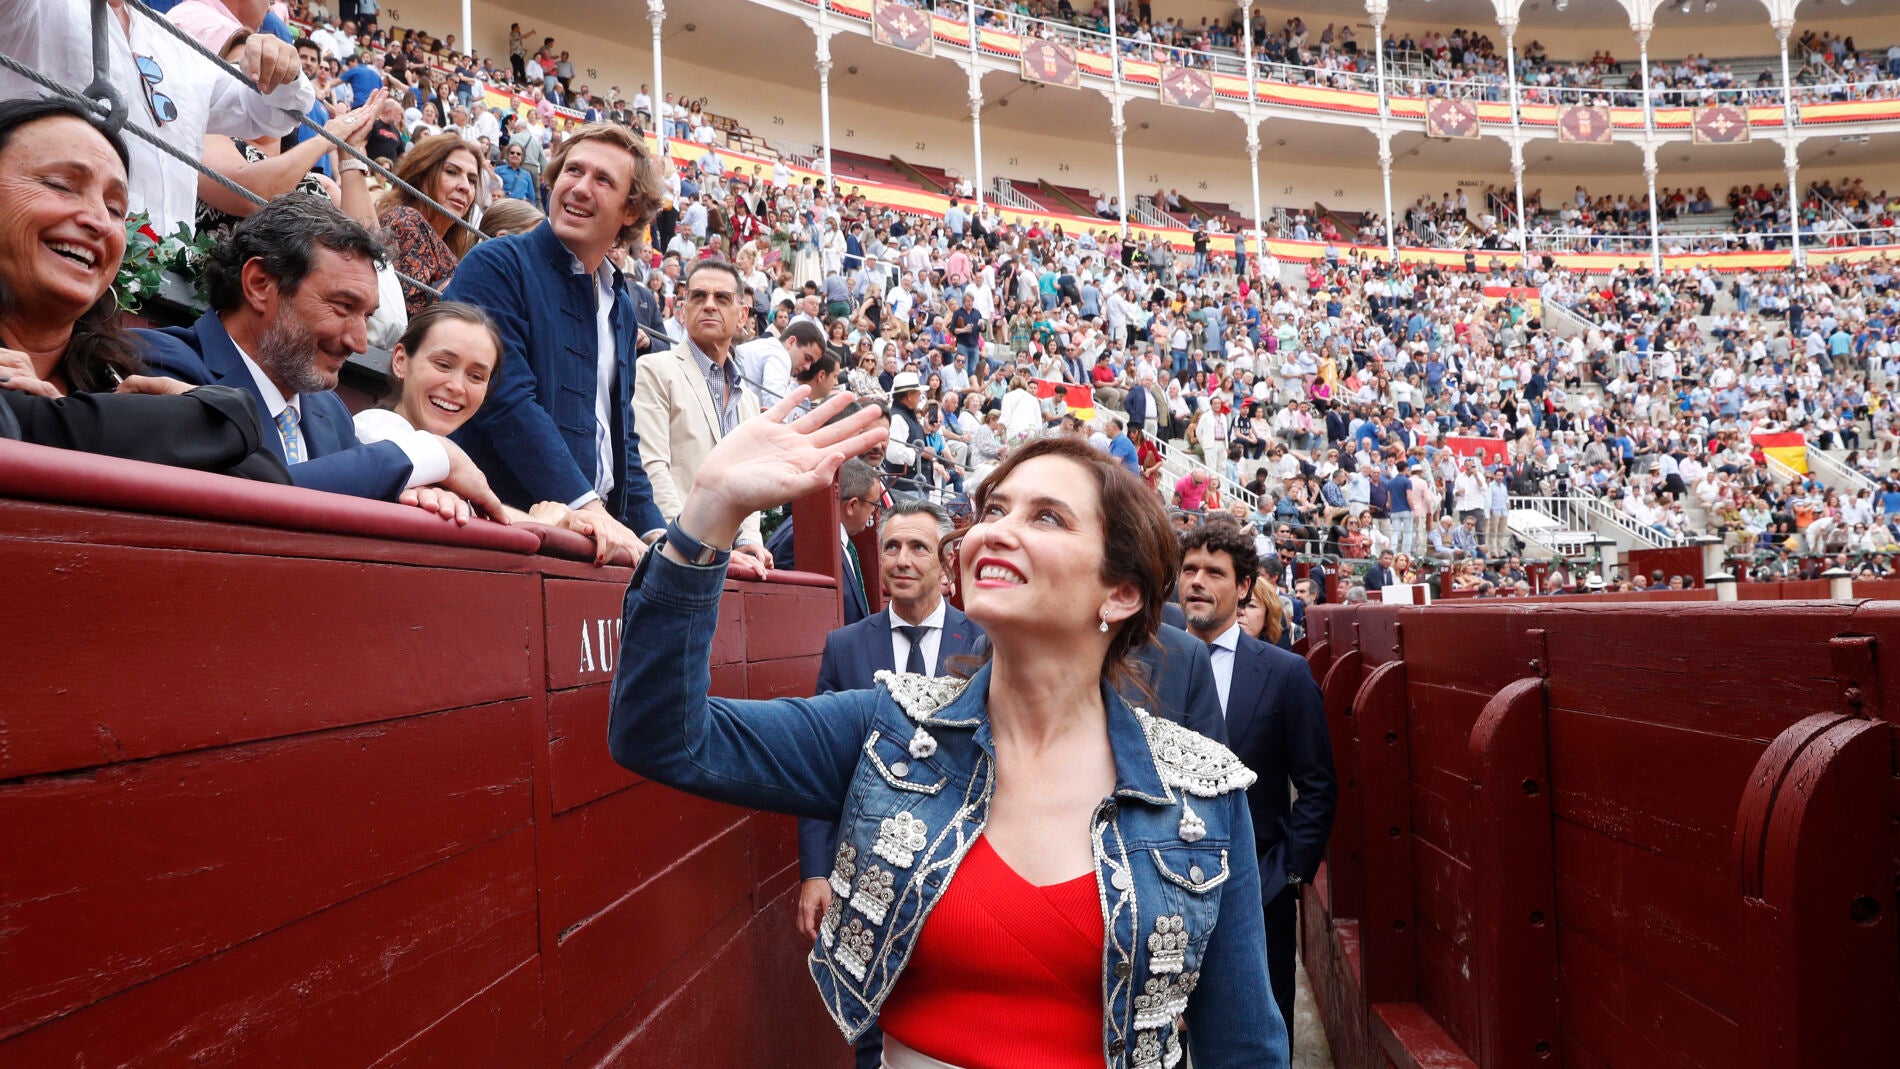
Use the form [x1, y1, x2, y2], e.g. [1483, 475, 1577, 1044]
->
[1178, 518, 1336, 1050]
[137, 195, 504, 519]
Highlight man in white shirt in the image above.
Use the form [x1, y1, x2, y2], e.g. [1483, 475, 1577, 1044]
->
[1453, 455, 1489, 527]
[735, 319, 825, 408]
[0, 0, 313, 239]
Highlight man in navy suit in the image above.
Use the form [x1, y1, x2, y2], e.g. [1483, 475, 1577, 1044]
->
[794, 498, 982, 1069]
[1179, 519, 1337, 1049]
[135, 195, 504, 515]
[445, 124, 667, 558]
[764, 458, 883, 626]
[1363, 548, 1397, 591]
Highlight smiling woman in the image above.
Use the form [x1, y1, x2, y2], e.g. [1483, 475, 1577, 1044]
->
[0, 97, 141, 398]
[609, 409, 1291, 1068]
[377, 131, 481, 316]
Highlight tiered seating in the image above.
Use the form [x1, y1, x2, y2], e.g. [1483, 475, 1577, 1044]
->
[1012, 178, 1080, 215]
[903, 161, 954, 195]
[1044, 182, 1101, 217]
[831, 149, 913, 186]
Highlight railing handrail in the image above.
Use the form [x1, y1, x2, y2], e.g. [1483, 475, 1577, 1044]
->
[1806, 446, 1877, 494]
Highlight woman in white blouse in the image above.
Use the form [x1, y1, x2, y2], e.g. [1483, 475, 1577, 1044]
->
[353, 303, 632, 564]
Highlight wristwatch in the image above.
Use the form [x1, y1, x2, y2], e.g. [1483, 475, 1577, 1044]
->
[663, 518, 733, 567]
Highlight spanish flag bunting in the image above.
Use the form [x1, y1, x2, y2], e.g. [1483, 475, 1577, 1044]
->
[1751, 432, 1808, 474]
[1034, 379, 1096, 422]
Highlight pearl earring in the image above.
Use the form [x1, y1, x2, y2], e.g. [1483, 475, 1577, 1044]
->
[1099, 613, 1110, 633]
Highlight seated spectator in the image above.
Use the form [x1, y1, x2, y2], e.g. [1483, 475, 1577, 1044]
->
[494, 141, 536, 202]
[1, 0, 315, 237]
[445, 122, 667, 554]
[134, 193, 504, 518]
[379, 131, 480, 315]
[353, 302, 631, 560]
[0, 99, 143, 396]
[476, 197, 546, 239]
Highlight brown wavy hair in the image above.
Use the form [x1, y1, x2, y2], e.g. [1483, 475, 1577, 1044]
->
[544, 122, 666, 250]
[959, 435, 1178, 693]
[377, 132, 481, 258]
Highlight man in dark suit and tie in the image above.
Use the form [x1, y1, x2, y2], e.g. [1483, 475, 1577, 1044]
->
[764, 458, 883, 625]
[1178, 519, 1337, 1049]
[1363, 548, 1397, 591]
[794, 498, 983, 1069]
[135, 195, 503, 514]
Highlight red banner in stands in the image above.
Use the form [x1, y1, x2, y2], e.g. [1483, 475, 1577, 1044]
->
[1444, 436, 1508, 465]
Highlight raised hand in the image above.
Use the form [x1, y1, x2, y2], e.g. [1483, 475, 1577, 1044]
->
[674, 388, 887, 557]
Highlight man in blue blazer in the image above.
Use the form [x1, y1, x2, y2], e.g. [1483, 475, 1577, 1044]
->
[1178, 519, 1337, 1048]
[135, 195, 501, 514]
[444, 125, 667, 555]
[794, 498, 982, 1069]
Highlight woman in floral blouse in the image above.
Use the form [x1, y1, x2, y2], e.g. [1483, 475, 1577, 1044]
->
[377, 132, 481, 315]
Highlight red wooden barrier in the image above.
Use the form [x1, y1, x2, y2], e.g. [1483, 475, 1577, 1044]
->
[0, 441, 851, 1068]
[1301, 598, 1900, 1069]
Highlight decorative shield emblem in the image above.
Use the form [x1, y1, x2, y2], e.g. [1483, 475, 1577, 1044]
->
[872, 0, 934, 55]
[1158, 63, 1215, 110]
[1425, 98, 1481, 139]
[1020, 39, 1080, 88]
[1691, 105, 1751, 144]
[1557, 105, 1612, 144]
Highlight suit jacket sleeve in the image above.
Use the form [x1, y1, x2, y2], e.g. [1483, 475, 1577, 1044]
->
[445, 247, 598, 509]
[632, 354, 684, 522]
[1277, 660, 1337, 884]
[136, 329, 410, 498]
[2, 387, 289, 482]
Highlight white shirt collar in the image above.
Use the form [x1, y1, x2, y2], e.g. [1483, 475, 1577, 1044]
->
[1208, 621, 1242, 654]
[889, 598, 947, 632]
[233, 342, 301, 419]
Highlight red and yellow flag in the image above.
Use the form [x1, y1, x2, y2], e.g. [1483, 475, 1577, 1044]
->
[1034, 379, 1096, 422]
[1751, 432, 1807, 474]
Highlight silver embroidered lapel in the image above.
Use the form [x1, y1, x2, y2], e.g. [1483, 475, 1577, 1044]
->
[875, 669, 971, 723]
[1137, 709, 1259, 798]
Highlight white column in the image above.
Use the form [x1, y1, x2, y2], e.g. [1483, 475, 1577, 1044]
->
[1635, 19, 1659, 271]
[1370, 2, 1394, 256]
[1775, 19, 1803, 266]
[1241, 0, 1264, 265]
[1107, 0, 1127, 237]
[814, 19, 836, 191]
[1643, 140, 1662, 272]
[461, 0, 472, 64]
[1110, 94, 1129, 240]
[966, 2, 984, 213]
[1501, 15, 1527, 265]
[647, 0, 667, 155]
[1378, 133, 1396, 256]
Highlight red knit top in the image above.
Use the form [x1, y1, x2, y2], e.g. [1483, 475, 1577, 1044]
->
[878, 836, 1106, 1068]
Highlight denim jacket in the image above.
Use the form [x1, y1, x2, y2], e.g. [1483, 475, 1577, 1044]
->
[609, 553, 1289, 1069]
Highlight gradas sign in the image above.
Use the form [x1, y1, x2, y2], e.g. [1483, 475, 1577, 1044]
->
[545, 578, 628, 689]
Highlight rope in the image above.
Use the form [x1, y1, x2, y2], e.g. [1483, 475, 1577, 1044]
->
[0, 47, 442, 300]
[119, 0, 490, 248]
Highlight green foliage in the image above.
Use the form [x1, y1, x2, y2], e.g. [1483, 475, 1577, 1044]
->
[115, 213, 216, 316]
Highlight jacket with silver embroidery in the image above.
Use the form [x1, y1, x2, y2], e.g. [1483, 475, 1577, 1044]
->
[610, 552, 1289, 1069]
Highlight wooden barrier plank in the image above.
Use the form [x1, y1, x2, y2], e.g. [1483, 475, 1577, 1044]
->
[1735, 713, 1900, 1069]
[746, 655, 825, 702]
[1412, 921, 1480, 1057]
[741, 584, 834, 663]
[1368, 1000, 1477, 1069]
[551, 820, 755, 1050]
[368, 958, 545, 1069]
[749, 809, 800, 903]
[545, 578, 634, 689]
[1468, 677, 1561, 1069]
[1553, 818, 1743, 1017]
[1557, 924, 1740, 1069]
[1410, 838, 1475, 952]
[1, 701, 534, 1040]
[541, 781, 751, 938]
[1353, 660, 1418, 1005]
[547, 685, 641, 816]
[3, 542, 536, 779]
[1547, 705, 1767, 873]
[1540, 605, 1849, 741]
[1320, 648, 1367, 926]
[0, 830, 539, 1066]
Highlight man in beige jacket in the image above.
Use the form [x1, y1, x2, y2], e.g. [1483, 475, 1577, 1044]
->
[634, 259, 773, 577]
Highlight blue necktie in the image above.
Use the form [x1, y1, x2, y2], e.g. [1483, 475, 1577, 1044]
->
[274, 407, 305, 465]
[897, 625, 930, 675]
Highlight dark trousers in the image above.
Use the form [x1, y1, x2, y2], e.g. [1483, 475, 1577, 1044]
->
[1265, 883, 1298, 1050]
[854, 1023, 884, 1069]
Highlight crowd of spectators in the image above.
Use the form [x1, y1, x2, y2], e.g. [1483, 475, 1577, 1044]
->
[7, 0, 1900, 603]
